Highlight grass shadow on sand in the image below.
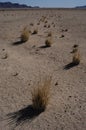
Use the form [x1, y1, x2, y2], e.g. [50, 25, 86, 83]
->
[12, 40, 25, 46]
[6, 105, 43, 128]
[39, 45, 50, 49]
[64, 62, 79, 70]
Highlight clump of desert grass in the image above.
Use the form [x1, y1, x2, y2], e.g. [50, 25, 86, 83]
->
[71, 45, 80, 65]
[45, 37, 53, 47]
[31, 78, 51, 112]
[20, 26, 29, 42]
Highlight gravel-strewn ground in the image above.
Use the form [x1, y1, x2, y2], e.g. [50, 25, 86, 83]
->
[0, 9, 86, 130]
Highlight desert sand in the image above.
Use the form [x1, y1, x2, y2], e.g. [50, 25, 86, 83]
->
[0, 9, 86, 130]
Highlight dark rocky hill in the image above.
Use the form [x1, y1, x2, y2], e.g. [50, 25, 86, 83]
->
[76, 5, 86, 9]
[0, 2, 39, 8]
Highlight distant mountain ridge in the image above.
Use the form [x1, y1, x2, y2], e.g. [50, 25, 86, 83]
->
[0, 2, 39, 8]
[76, 5, 86, 9]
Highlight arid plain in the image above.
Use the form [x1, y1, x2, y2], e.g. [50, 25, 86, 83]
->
[0, 9, 86, 130]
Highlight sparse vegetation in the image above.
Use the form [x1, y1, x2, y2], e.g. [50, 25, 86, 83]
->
[31, 78, 51, 112]
[20, 27, 29, 42]
[45, 37, 53, 47]
[72, 54, 80, 65]
[72, 48, 80, 65]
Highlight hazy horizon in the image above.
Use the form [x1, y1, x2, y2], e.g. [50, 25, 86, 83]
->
[0, 0, 86, 8]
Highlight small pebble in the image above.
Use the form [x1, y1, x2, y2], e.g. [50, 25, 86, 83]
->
[60, 34, 64, 38]
[12, 72, 18, 76]
[55, 82, 58, 86]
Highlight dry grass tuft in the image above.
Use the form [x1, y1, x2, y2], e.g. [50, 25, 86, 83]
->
[71, 46, 80, 65]
[72, 52, 80, 65]
[45, 37, 53, 47]
[31, 78, 51, 112]
[20, 27, 29, 42]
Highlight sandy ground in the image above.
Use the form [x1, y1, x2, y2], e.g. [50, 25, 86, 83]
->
[0, 9, 86, 130]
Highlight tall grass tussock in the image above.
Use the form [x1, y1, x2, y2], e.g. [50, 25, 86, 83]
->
[72, 53, 80, 65]
[31, 78, 51, 112]
[20, 27, 29, 42]
[45, 37, 53, 47]
[71, 46, 80, 65]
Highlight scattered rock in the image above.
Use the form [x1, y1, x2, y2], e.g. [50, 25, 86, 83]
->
[2, 49, 5, 51]
[61, 29, 68, 32]
[64, 110, 67, 113]
[73, 44, 79, 48]
[60, 34, 64, 38]
[69, 96, 72, 98]
[65, 29, 68, 32]
[79, 105, 82, 108]
[55, 82, 58, 86]
[36, 49, 39, 52]
[12, 72, 18, 76]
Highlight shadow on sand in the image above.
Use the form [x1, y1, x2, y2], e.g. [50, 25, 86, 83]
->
[39, 45, 50, 49]
[12, 40, 25, 46]
[6, 105, 43, 128]
[64, 62, 79, 70]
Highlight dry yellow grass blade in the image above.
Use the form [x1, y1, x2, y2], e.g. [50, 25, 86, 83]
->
[72, 51, 80, 65]
[45, 37, 53, 47]
[20, 27, 29, 42]
[31, 78, 51, 112]
[71, 48, 80, 65]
